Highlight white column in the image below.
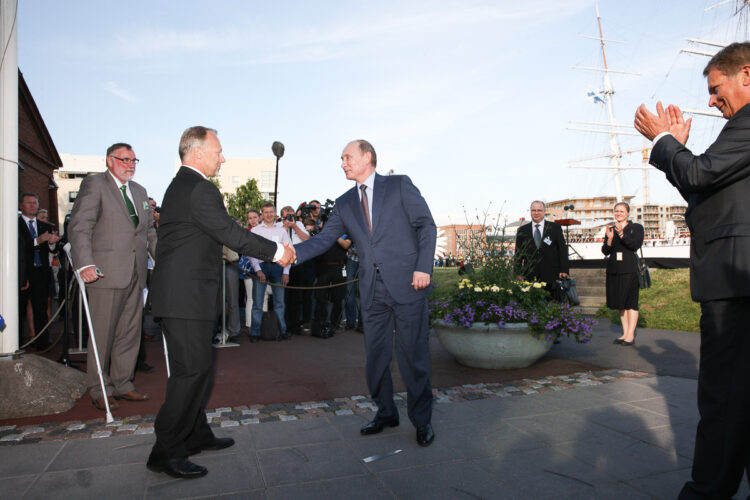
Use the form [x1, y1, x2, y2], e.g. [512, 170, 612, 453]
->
[0, 0, 19, 354]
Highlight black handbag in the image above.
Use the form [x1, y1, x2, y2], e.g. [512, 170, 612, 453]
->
[554, 276, 580, 306]
[635, 248, 651, 289]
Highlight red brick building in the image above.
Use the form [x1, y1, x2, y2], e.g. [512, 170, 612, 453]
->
[17, 70, 62, 227]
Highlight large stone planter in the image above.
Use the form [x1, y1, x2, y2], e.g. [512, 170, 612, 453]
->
[434, 322, 553, 369]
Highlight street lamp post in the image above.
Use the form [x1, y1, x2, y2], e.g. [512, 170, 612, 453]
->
[271, 141, 284, 205]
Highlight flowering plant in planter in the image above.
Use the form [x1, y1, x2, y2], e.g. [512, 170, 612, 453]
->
[430, 278, 595, 343]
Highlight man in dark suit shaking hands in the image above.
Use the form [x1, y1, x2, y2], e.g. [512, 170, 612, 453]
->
[147, 126, 295, 479]
[295, 140, 437, 446]
[634, 42, 750, 499]
[514, 200, 569, 288]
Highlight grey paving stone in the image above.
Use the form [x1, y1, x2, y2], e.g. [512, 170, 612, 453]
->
[145, 451, 264, 498]
[505, 411, 626, 445]
[625, 395, 700, 424]
[257, 441, 367, 487]
[630, 422, 697, 460]
[467, 395, 558, 419]
[571, 402, 673, 433]
[349, 431, 460, 472]
[554, 431, 690, 481]
[250, 418, 343, 450]
[527, 387, 620, 411]
[579, 380, 670, 403]
[473, 447, 619, 497]
[541, 481, 654, 499]
[629, 375, 698, 397]
[185, 490, 267, 499]
[377, 460, 504, 500]
[1, 474, 37, 500]
[268, 474, 393, 500]
[432, 399, 492, 427]
[0, 441, 64, 477]
[439, 420, 549, 459]
[24, 463, 148, 499]
[47, 433, 154, 471]
[628, 467, 692, 499]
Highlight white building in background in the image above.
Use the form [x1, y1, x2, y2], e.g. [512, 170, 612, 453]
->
[174, 157, 276, 200]
[54, 154, 107, 224]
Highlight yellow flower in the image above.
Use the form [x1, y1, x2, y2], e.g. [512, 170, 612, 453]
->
[521, 286, 530, 293]
[458, 284, 464, 289]
[490, 286, 500, 292]
[483, 286, 490, 291]
[540, 282, 546, 287]
[474, 287, 483, 292]
[532, 282, 542, 289]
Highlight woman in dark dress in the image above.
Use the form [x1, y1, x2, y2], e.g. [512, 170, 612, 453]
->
[602, 202, 644, 346]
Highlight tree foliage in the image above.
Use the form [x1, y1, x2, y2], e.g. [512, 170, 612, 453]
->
[224, 178, 268, 220]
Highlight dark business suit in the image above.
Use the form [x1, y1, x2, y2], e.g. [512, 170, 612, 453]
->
[18, 216, 57, 346]
[149, 166, 277, 461]
[602, 222, 644, 311]
[514, 220, 569, 288]
[295, 173, 437, 427]
[649, 102, 750, 499]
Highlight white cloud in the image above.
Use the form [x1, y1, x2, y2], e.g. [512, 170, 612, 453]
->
[103, 81, 139, 103]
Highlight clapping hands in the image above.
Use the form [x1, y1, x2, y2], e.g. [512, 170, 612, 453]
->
[634, 101, 692, 145]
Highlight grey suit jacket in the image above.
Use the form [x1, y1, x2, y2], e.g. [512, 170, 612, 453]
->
[68, 171, 157, 290]
[649, 102, 750, 302]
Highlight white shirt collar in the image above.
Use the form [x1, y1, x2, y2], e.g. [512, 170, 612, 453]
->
[356, 171, 376, 193]
[108, 169, 129, 189]
[532, 219, 545, 232]
[182, 164, 207, 180]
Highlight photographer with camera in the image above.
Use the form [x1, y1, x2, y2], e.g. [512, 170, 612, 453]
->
[279, 205, 310, 335]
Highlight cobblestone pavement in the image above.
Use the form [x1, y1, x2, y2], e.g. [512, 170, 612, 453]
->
[0, 369, 648, 446]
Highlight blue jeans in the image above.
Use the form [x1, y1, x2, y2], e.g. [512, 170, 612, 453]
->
[345, 259, 360, 325]
[250, 262, 286, 336]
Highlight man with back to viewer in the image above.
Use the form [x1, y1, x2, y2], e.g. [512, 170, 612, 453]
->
[146, 126, 295, 479]
[294, 139, 437, 446]
[634, 41, 750, 499]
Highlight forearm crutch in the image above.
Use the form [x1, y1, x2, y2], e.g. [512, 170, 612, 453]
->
[63, 243, 114, 423]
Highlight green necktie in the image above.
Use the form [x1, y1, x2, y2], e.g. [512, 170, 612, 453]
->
[120, 185, 139, 228]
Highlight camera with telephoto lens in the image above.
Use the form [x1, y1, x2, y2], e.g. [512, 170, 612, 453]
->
[284, 214, 294, 222]
[319, 199, 335, 223]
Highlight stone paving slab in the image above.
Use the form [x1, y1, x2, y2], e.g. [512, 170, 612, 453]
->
[0, 369, 649, 446]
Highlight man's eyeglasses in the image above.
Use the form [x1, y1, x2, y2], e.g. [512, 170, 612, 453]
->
[110, 156, 140, 165]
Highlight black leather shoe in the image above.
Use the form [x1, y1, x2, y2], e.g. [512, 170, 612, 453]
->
[620, 340, 635, 346]
[187, 437, 234, 456]
[613, 338, 624, 344]
[147, 457, 207, 479]
[360, 418, 399, 435]
[416, 424, 435, 447]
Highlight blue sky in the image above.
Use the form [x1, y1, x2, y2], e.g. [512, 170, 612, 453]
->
[18, 0, 747, 224]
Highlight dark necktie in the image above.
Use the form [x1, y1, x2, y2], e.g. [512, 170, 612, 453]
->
[120, 185, 139, 228]
[360, 185, 372, 234]
[533, 224, 542, 249]
[28, 219, 42, 267]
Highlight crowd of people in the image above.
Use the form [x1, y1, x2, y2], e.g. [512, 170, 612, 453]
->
[223, 199, 363, 343]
